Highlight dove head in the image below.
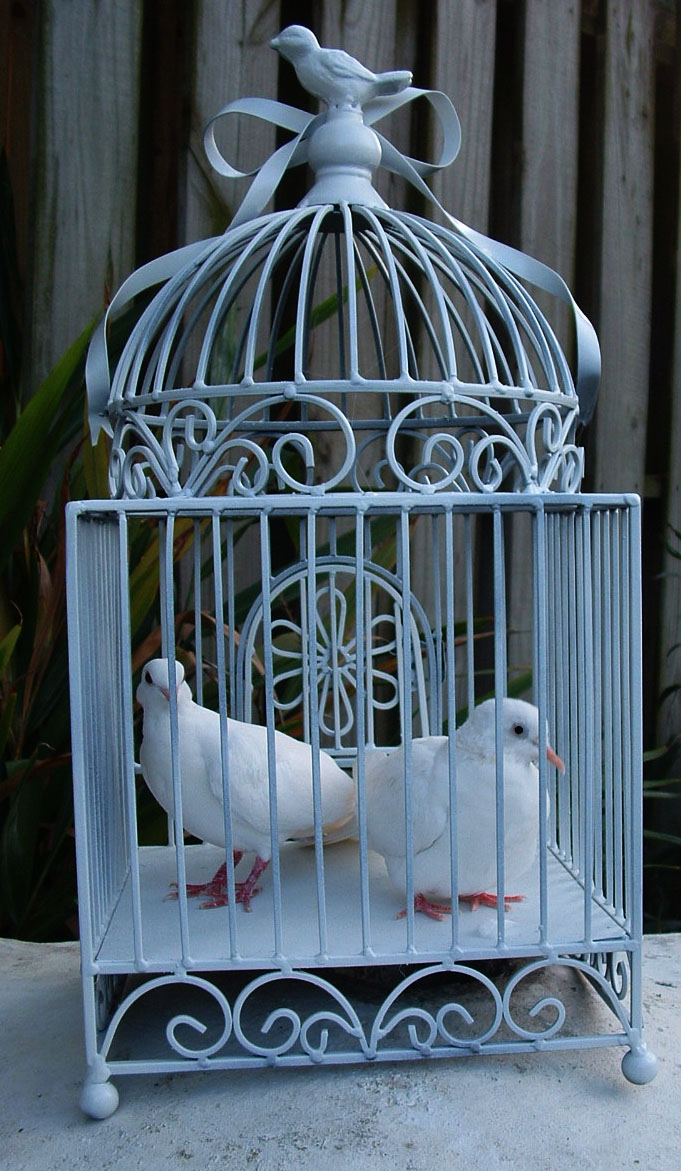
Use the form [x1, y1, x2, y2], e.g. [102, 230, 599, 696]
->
[137, 658, 191, 709]
[462, 698, 565, 773]
[270, 25, 319, 63]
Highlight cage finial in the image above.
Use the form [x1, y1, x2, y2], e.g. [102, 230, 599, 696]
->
[269, 25, 412, 110]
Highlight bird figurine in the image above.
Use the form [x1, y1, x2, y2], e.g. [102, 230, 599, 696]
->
[270, 25, 412, 109]
[365, 697, 565, 920]
[137, 658, 356, 911]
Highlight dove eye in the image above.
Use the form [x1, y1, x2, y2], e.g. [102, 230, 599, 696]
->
[513, 723, 526, 736]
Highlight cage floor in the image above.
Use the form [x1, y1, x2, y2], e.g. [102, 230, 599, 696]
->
[92, 840, 629, 972]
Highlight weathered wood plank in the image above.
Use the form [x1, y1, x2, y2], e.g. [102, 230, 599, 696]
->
[509, 0, 581, 686]
[411, 3, 497, 633]
[28, 0, 143, 391]
[593, 0, 655, 494]
[183, 0, 281, 246]
[431, 0, 497, 233]
[658, 128, 681, 745]
[519, 0, 581, 354]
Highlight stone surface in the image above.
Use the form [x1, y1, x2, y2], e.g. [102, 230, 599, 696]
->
[1, 934, 680, 1169]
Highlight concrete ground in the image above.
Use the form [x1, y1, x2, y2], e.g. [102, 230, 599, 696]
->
[1, 934, 679, 1170]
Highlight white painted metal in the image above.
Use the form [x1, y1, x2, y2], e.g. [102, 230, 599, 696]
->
[68, 28, 656, 1117]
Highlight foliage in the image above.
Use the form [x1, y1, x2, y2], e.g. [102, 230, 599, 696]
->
[0, 325, 95, 937]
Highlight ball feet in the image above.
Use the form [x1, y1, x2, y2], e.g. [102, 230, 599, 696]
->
[621, 1044, 659, 1085]
[80, 1077, 119, 1119]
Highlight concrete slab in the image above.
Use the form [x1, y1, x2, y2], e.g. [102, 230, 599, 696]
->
[1, 934, 679, 1170]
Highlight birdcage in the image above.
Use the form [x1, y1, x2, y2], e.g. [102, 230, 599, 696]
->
[67, 28, 657, 1120]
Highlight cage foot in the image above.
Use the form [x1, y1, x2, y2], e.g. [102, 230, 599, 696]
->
[621, 1044, 658, 1085]
[80, 1077, 119, 1119]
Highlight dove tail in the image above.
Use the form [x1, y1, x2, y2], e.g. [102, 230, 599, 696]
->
[289, 810, 358, 848]
[375, 70, 412, 95]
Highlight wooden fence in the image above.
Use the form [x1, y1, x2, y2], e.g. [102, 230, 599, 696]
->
[2, 0, 680, 749]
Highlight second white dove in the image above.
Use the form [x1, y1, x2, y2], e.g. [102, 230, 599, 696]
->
[365, 697, 565, 919]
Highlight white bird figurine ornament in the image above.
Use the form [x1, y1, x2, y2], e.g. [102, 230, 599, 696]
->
[270, 25, 412, 109]
[365, 698, 565, 920]
[137, 658, 356, 911]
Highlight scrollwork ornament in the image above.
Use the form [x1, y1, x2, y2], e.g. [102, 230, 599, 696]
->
[162, 399, 219, 461]
[502, 956, 634, 1044]
[370, 964, 504, 1054]
[585, 951, 630, 1001]
[197, 439, 271, 497]
[468, 431, 533, 492]
[387, 394, 546, 493]
[525, 401, 584, 491]
[232, 971, 370, 1060]
[112, 411, 183, 497]
[269, 400, 357, 494]
[110, 440, 165, 499]
[98, 975, 233, 1062]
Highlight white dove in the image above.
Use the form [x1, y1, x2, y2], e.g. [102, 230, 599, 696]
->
[270, 25, 412, 109]
[137, 658, 356, 910]
[365, 698, 565, 920]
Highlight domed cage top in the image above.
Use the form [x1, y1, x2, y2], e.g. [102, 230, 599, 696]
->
[86, 45, 599, 501]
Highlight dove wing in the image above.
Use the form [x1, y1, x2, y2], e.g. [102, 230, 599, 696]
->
[319, 46, 378, 84]
[367, 738, 450, 859]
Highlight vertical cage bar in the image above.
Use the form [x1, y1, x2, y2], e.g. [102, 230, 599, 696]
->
[613, 508, 622, 918]
[212, 512, 240, 957]
[628, 498, 644, 1019]
[193, 518, 204, 705]
[558, 513, 571, 859]
[225, 517, 238, 718]
[532, 503, 550, 943]
[444, 504, 460, 949]
[579, 505, 595, 944]
[602, 510, 615, 907]
[465, 514, 475, 713]
[162, 513, 192, 965]
[118, 512, 145, 966]
[259, 511, 285, 957]
[621, 505, 634, 930]
[399, 507, 417, 949]
[431, 512, 444, 735]
[492, 507, 507, 942]
[327, 551, 343, 755]
[591, 510, 604, 900]
[305, 510, 330, 956]
[354, 509, 373, 953]
[567, 511, 581, 873]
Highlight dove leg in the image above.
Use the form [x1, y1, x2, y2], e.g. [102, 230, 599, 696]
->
[168, 852, 243, 902]
[458, 892, 525, 912]
[199, 854, 270, 911]
[396, 893, 452, 921]
[233, 855, 270, 913]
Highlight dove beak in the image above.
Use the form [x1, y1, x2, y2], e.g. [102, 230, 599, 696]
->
[159, 685, 171, 701]
[546, 744, 565, 774]
[270, 33, 281, 49]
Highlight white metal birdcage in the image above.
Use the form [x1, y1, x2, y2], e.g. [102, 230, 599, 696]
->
[68, 27, 657, 1120]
